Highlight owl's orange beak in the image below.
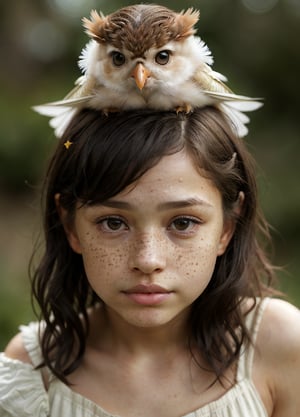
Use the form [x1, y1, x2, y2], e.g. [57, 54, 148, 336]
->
[131, 63, 151, 90]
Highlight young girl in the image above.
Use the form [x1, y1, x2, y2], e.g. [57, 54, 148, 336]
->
[1, 107, 300, 416]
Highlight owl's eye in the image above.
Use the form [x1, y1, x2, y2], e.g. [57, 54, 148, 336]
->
[111, 51, 126, 66]
[155, 50, 170, 65]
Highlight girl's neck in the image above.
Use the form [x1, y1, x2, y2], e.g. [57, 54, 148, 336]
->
[88, 304, 191, 358]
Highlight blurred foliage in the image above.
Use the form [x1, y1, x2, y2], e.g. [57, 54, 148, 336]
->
[0, 0, 300, 349]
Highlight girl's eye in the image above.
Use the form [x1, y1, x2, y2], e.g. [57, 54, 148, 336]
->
[111, 51, 126, 66]
[155, 50, 170, 65]
[97, 217, 128, 232]
[170, 217, 201, 233]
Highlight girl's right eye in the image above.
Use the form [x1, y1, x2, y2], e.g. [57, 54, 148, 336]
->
[97, 216, 128, 232]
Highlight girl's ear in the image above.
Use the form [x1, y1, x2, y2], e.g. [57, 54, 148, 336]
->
[217, 191, 244, 256]
[54, 194, 82, 254]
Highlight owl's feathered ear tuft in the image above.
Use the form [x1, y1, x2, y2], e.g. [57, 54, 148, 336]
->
[173, 8, 200, 40]
[82, 10, 108, 42]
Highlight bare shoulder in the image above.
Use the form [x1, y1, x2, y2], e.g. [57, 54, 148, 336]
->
[257, 298, 300, 416]
[4, 333, 32, 364]
[259, 298, 300, 352]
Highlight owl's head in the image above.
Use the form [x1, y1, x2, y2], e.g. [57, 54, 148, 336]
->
[80, 4, 210, 91]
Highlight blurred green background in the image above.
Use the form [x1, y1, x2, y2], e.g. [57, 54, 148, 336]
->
[1, 0, 299, 350]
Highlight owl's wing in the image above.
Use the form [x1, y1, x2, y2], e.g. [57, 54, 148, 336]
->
[32, 75, 96, 137]
[204, 91, 263, 137]
[193, 64, 233, 95]
[193, 65, 263, 137]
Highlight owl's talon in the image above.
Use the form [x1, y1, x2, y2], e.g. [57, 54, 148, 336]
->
[102, 108, 120, 116]
[175, 104, 193, 114]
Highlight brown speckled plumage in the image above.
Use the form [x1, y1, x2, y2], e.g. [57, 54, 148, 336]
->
[83, 4, 199, 57]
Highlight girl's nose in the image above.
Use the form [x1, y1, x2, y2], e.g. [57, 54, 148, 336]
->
[128, 232, 167, 274]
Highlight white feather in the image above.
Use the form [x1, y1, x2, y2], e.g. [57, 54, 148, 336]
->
[50, 108, 78, 138]
[192, 36, 214, 66]
[78, 40, 99, 74]
[219, 103, 250, 137]
[223, 100, 263, 112]
[211, 71, 228, 82]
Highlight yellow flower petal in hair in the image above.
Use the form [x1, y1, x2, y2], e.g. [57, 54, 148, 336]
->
[64, 140, 73, 149]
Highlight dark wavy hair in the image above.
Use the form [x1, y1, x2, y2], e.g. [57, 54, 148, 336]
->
[31, 107, 276, 384]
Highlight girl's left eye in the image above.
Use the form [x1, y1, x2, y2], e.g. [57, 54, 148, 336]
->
[169, 217, 201, 233]
[97, 217, 128, 232]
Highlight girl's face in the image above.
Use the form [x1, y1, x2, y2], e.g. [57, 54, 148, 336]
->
[63, 150, 235, 330]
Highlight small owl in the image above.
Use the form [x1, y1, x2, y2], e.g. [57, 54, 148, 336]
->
[33, 4, 262, 138]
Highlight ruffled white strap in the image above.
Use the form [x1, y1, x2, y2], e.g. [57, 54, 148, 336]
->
[237, 298, 270, 382]
[20, 322, 44, 367]
[0, 353, 49, 417]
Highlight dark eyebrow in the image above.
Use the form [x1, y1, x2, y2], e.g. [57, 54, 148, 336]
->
[157, 198, 213, 210]
[100, 200, 132, 209]
[99, 198, 213, 210]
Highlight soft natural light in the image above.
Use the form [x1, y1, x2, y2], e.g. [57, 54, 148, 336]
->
[48, 0, 100, 19]
[285, 0, 300, 15]
[241, 0, 279, 14]
[23, 19, 66, 61]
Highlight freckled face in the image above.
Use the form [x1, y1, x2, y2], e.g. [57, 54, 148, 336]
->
[66, 151, 234, 329]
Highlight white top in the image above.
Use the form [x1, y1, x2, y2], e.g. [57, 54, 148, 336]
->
[0, 299, 269, 417]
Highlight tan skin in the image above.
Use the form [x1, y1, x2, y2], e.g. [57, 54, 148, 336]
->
[5, 151, 300, 417]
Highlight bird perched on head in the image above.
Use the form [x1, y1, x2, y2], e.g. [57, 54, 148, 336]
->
[33, 3, 262, 138]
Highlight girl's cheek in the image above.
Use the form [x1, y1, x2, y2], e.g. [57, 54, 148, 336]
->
[82, 239, 129, 277]
[172, 242, 219, 280]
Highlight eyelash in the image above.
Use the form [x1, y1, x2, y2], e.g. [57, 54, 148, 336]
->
[95, 215, 202, 235]
[168, 216, 202, 235]
[96, 216, 128, 233]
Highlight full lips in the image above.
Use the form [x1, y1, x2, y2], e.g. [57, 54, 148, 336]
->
[123, 284, 172, 305]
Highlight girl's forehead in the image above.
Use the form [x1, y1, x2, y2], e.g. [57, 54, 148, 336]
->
[114, 151, 221, 206]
